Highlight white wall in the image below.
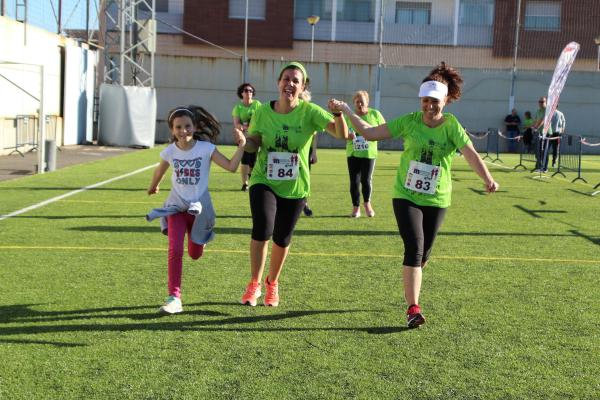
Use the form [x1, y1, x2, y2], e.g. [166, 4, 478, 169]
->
[152, 56, 600, 155]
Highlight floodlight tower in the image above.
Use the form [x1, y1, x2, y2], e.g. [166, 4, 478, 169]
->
[101, 0, 156, 87]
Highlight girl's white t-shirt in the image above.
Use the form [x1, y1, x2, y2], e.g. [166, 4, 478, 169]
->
[160, 140, 216, 207]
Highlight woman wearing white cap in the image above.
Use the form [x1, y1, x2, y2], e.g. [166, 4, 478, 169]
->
[331, 62, 498, 328]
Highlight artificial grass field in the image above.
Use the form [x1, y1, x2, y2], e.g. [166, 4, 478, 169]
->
[0, 146, 599, 399]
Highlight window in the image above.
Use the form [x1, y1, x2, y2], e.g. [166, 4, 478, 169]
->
[338, 0, 375, 22]
[229, 0, 266, 20]
[395, 2, 431, 25]
[138, 0, 169, 13]
[459, 0, 494, 26]
[295, 0, 333, 21]
[524, 1, 560, 31]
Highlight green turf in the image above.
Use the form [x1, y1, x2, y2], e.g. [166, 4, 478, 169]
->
[0, 147, 599, 399]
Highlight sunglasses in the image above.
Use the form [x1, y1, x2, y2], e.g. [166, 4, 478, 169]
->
[243, 89, 254, 93]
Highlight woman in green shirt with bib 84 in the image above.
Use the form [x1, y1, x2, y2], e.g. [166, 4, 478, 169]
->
[331, 62, 499, 328]
[240, 61, 348, 307]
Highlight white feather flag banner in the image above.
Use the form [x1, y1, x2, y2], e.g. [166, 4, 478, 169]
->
[542, 42, 580, 136]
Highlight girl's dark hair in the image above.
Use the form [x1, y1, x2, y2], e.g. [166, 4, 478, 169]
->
[237, 83, 256, 99]
[166, 106, 221, 144]
[423, 61, 463, 103]
[524, 111, 532, 118]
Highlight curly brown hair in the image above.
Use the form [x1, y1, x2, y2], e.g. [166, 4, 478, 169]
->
[422, 62, 463, 103]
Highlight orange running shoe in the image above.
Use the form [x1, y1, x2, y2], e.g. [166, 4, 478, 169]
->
[240, 280, 261, 306]
[263, 277, 279, 307]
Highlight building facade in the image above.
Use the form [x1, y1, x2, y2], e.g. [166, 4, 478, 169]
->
[145, 0, 599, 70]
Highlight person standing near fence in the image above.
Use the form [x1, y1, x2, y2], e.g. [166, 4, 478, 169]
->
[345, 90, 384, 218]
[522, 111, 534, 153]
[232, 83, 262, 191]
[504, 108, 521, 153]
[547, 108, 565, 168]
[330, 62, 499, 328]
[240, 61, 348, 307]
[533, 96, 553, 172]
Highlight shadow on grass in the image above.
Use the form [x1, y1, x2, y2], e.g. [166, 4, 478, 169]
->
[0, 304, 409, 345]
[0, 303, 231, 323]
[569, 230, 600, 246]
[513, 204, 567, 218]
[0, 338, 86, 347]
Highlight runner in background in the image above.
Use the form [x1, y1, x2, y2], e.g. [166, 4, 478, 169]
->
[330, 62, 498, 328]
[232, 83, 262, 191]
[345, 90, 384, 218]
[240, 61, 348, 307]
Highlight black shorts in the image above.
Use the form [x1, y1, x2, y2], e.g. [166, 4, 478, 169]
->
[249, 184, 306, 247]
[392, 198, 447, 267]
[241, 151, 257, 167]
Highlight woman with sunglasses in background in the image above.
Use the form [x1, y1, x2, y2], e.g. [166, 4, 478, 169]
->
[232, 83, 262, 191]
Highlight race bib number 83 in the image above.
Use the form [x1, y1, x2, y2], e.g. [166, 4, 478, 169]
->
[267, 152, 300, 181]
[404, 160, 440, 195]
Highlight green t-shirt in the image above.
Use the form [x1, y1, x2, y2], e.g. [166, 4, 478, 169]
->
[387, 111, 471, 208]
[535, 108, 552, 135]
[231, 101, 262, 125]
[345, 108, 385, 159]
[248, 100, 332, 199]
[523, 117, 534, 129]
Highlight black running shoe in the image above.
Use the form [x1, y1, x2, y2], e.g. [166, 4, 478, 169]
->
[303, 205, 313, 217]
[407, 304, 425, 328]
[241, 184, 248, 192]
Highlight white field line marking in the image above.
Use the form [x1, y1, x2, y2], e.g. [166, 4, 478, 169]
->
[0, 245, 598, 265]
[60, 199, 157, 204]
[0, 164, 158, 222]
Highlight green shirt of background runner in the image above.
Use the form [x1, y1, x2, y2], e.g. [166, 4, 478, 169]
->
[232, 101, 262, 124]
[344, 108, 385, 159]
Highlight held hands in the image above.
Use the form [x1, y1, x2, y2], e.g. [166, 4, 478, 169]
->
[232, 128, 246, 147]
[328, 99, 352, 115]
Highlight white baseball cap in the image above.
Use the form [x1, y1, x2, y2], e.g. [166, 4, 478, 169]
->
[418, 80, 448, 101]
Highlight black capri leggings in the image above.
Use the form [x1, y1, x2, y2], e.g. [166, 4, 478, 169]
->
[392, 198, 447, 267]
[347, 156, 376, 207]
[249, 184, 306, 247]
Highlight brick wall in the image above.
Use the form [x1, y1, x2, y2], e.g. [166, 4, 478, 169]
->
[182, 0, 294, 49]
[493, 0, 600, 58]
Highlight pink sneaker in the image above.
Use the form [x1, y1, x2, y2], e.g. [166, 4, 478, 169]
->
[240, 280, 261, 306]
[263, 277, 279, 307]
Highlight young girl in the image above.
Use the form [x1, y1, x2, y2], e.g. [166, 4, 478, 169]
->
[147, 106, 246, 314]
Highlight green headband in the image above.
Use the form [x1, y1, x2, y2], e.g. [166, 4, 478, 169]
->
[279, 61, 308, 84]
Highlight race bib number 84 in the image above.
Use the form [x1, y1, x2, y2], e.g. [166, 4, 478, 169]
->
[267, 152, 300, 180]
[404, 160, 440, 195]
